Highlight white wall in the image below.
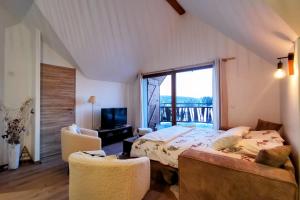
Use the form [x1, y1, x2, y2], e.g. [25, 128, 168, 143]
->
[76, 73, 131, 129]
[0, 5, 17, 103]
[41, 42, 131, 130]
[0, 6, 38, 165]
[0, 21, 4, 104]
[0, 6, 13, 165]
[280, 38, 300, 182]
[3, 22, 40, 162]
[41, 42, 73, 68]
[137, 14, 281, 128]
[4, 23, 34, 108]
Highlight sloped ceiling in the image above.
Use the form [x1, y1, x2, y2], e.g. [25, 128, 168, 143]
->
[35, 0, 182, 82]
[1, 0, 299, 82]
[0, 0, 78, 68]
[0, 0, 33, 21]
[178, 0, 298, 62]
[264, 0, 300, 36]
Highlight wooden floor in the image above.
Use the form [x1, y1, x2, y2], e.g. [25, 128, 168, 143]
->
[0, 154, 176, 200]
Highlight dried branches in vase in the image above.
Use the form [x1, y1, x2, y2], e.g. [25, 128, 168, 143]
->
[0, 98, 33, 144]
[0, 99, 33, 169]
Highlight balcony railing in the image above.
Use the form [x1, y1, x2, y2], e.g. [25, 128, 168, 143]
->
[160, 103, 213, 124]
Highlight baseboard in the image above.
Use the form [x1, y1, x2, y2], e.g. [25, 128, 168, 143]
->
[0, 161, 41, 172]
[0, 164, 8, 172]
[34, 160, 42, 164]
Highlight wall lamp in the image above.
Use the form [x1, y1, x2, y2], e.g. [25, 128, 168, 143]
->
[274, 53, 294, 79]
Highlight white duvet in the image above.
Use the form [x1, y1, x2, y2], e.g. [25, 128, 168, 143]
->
[130, 127, 284, 168]
[131, 128, 225, 168]
[140, 126, 193, 143]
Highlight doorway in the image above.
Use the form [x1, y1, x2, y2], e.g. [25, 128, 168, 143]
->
[40, 64, 76, 158]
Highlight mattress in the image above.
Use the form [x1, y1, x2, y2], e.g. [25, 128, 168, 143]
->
[130, 127, 284, 168]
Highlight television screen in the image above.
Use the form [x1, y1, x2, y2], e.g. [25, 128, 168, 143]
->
[114, 108, 127, 127]
[101, 108, 127, 129]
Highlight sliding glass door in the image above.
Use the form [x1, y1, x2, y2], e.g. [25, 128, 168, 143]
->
[176, 69, 213, 128]
[144, 64, 213, 130]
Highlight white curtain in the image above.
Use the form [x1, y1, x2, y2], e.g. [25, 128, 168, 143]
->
[134, 74, 147, 129]
[212, 59, 221, 129]
[213, 59, 228, 130]
[219, 60, 229, 128]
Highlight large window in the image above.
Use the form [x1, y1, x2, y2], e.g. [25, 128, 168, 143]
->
[144, 64, 213, 130]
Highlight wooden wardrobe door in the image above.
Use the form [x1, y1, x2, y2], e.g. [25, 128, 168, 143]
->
[40, 64, 76, 158]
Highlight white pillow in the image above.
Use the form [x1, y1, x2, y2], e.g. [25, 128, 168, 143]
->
[68, 124, 81, 134]
[235, 138, 283, 156]
[243, 130, 284, 143]
[211, 126, 251, 150]
[211, 134, 241, 150]
[225, 126, 251, 137]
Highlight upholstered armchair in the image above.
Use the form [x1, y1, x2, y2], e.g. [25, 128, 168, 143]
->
[69, 153, 150, 200]
[61, 127, 102, 162]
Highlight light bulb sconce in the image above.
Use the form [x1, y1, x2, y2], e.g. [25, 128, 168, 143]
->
[274, 59, 286, 79]
[276, 53, 294, 77]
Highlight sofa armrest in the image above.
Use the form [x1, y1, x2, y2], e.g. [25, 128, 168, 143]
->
[127, 157, 151, 200]
[179, 149, 298, 200]
[61, 132, 102, 162]
[80, 128, 98, 137]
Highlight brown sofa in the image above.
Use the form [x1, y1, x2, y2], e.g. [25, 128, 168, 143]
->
[179, 149, 298, 200]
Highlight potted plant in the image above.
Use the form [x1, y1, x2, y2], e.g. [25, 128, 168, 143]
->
[1, 99, 33, 169]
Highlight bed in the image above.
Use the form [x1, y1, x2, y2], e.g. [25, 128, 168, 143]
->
[130, 126, 285, 168]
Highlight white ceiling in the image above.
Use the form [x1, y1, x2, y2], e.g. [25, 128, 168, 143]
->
[264, 0, 300, 36]
[35, 0, 182, 82]
[178, 0, 298, 62]
[1, 0, 299, 83]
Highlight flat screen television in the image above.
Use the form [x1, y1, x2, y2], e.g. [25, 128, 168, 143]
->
[101, 108, 127, 129]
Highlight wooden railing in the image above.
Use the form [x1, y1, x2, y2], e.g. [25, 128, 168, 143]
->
[160, 103, 213, 124]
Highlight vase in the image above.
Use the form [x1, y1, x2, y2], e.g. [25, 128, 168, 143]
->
[8, 143, 21, 169]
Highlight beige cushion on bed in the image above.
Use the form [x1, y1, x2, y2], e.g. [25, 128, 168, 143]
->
[255, 119, 283, 131]
[255, 145, 291, 167]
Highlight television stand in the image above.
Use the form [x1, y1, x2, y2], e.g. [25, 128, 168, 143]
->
[97, 125, 133, 146]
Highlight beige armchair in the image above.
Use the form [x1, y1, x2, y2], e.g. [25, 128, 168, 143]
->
[61, 127, 101, 162]
[69, 153, 150, 200]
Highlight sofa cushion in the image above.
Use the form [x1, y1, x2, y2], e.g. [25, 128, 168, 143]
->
[255, 119, 282, 131]
[255, 145, 291, 167]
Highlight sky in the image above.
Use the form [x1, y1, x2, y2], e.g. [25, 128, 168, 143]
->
[160, 68, 213, 98]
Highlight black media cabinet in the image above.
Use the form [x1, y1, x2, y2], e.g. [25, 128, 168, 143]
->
[97, 125, 133, 146]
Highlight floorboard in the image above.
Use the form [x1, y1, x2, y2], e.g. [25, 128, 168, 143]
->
[0, 143, 176, 200]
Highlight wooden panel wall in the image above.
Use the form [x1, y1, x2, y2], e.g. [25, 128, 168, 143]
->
[40, 64, 76, 158]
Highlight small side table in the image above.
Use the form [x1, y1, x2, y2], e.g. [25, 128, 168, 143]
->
[122, 135, 139, 156]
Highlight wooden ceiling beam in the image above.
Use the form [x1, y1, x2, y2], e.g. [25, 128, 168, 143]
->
[166, 0, 186, 15]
